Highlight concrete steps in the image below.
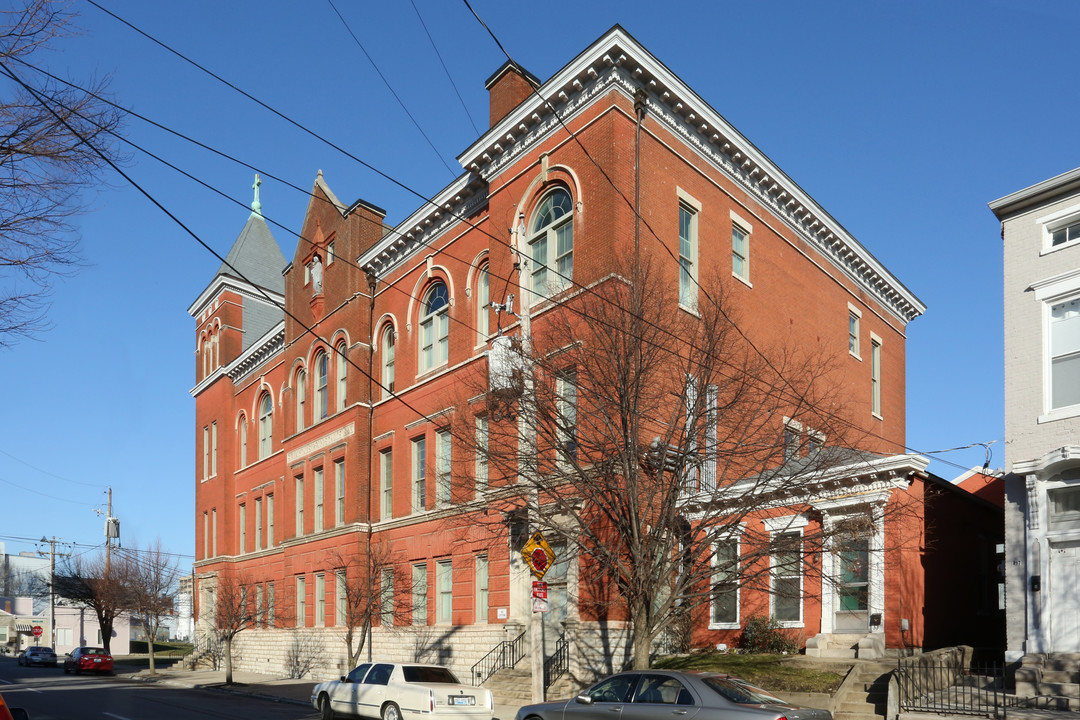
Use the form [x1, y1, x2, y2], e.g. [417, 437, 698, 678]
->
[832, 661, 893, 720]
[483, 665, 578, 705]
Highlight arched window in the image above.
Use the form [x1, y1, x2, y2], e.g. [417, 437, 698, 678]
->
[201, 338, 209, 378]
[477, 264, 490, 342]
[382, 325, 395, 399]
[336, 341, 348, 412]
[528, 188, 574, 297]
[296, 369, 307, 432]
[212, 331, 220, 369]
[419, 281, 449, 372]
[258, 393, 273, 459]
[315, 350, 329, 420]
[239, 415, 248, 468]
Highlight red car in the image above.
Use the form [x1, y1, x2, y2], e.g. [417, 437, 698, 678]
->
[63, 647, 114, 675]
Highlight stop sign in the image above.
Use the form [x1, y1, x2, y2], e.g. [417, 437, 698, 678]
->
[31, 626, 42, 637]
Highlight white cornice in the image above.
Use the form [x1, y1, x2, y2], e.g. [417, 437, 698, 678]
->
[189, 321, 285, 397]
[457, 27, 924, 324]
[187, 275, 285, 318]
[1013, 445, 1080, 476]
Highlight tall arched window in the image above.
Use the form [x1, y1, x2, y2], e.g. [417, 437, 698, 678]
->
[296, 369, 307, 432]
[420, 281, 449, 372]
[238, 415, 248, 468]
[528, 188, 574, 297]
[382, 325, 395, 399]
[258, 393, 273, 459]
[212, 331, 220, 369]
[477, 264, 490, 342]
[336, 341, 348, 412]
[201, 337, 209, 378]
[315, 350, 329, 420]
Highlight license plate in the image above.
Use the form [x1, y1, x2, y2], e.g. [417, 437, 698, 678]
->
[451, 697, 475, 706]
[93, 658, 101, 663]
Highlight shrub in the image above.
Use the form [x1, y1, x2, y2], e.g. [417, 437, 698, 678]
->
[739, 615, 800, 654]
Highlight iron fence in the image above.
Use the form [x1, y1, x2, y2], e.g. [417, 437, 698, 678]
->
[543, 634, 568, 690]
[896, 659, 1009, 716]
[471, 630, 526, 686]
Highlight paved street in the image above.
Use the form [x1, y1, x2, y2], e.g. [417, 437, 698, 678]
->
[0, 658, 319, 720]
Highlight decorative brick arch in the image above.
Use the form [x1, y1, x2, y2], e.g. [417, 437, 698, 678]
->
[405, 266, 454, 336]
[513, 162, 584, 254]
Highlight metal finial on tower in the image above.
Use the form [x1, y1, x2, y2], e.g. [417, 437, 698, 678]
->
[251, 174, 263, 216]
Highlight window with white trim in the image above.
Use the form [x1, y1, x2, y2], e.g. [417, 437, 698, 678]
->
[202, 511, 208, 559]
[258, 393, 273, 459]
[382, 325, 395, 399]
[296, 369, 306, 432]
[420, 282, 449, 372]
[239, 503, 246, 554]
[412, 437, 426, 512]
[380, 567, 394, 626]
[381, 448, 393, 520]
[239, 417, 247, 468]
[315, 351, 329, 420]
[435, 429, 451, 506]
[679, 203, 697, 307]
[870, 335, 882, 418]
[334, 458, 345, 527]
[315, 573, 325, 627]
[771, 531, 802, 624]
[556, 372, 578, 469]
[202, 426, 209, 480]
[476, 555, 488, 623]
[336, 341, 347, 411]
[212, 509, 217, 557]
[295, 475, 304, 537]
[267, 494, 274, 547]
[336, 570, 347, 626]
[732, 224, 749, 281]
[436, 559, 452, 624]
[313, 466, 324, 533]
[412, 563, 427, 625]
[255, 497, 263, 551]
[529, 188, 574, 298]
[711, 540, 739, 627]
[327, 240, 335, 265]
[1050, 297, 1080, 410]
[211, 422, 218, 477]
[848, 304, 861, 358]
[477, 264, 490, 342]
[1052, 219, 1080, 249]
[296, 575, 306, 628]
[475, 416, 489, 492]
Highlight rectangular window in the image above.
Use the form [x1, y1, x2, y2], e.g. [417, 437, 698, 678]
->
[202, 512, 208, 559]
[679, 203, 697, 307]
[335, 459, 345, 527]
[1049, 486, 1080, 530]
[315, 573, 325, 627]
[435, 429, 451, 506]
[381, 568, 394, 626]
[202, 426, 209, 480]
[412, 563, 428, 625]
[848, 311, 860, 358]
[296, 576, 306, 628]
[476, 555, 489, 624]
[314, 466, 324, 533]
[267, 494, 275, 547]
[239, 503, 247, 554]
[870, 336, 882, 417]
[211, 509, 217, 557]
[381, 448, 393, 520]
[255, 497, 263, 551]
[327, 240, 335, 265]
[336, 570, 347, 626]
[1051, 297, 1080, 409]
[711, 541, 739, 626]
[211, 421, 218, 477]
[783, 424, 799, 462]
[295, 475, 304, 537]
[267, 582, 275, 626]
[240, 422, 247, 468]
[56, 627, 71, 647]
[256, 584, 265, 627]
[732, 224, 749, 281]
[436, 559, 453, 624]
[1052, 219, 1080, 248]
[475, 416, 488, 492]
[771, 532, 802, 623]
[412, 437, 426, 512]
[556, 372, 578, 469]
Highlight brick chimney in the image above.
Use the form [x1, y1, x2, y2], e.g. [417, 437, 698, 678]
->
[485, 60, 541, 128]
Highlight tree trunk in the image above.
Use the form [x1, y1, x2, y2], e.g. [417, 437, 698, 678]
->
[224, 636, 234, 685]
[100, 620, 113, 655]
[630, 603, 653, 670]
[148, 631, 156, 675]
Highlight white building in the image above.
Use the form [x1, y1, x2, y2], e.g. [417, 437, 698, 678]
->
[990, 167, 1080, 661]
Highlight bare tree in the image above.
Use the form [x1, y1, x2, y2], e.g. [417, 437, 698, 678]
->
[0, 0, 123, 345]
[52, 549, 134, 655]
[210, 569, 284, 685]
[452, 258, 909, 669]
[121, 542, 179, 675]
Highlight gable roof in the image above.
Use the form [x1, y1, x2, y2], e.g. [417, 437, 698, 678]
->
[213, 212, 287, 293]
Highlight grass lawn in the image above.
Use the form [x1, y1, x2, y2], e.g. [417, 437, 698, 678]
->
[653, 653, 847, 694]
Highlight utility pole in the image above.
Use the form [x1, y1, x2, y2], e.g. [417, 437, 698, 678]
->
[38, 537, 70, 648]
[103, 487, 119, 579]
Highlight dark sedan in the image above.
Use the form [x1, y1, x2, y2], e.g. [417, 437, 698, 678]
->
[514, 670, 831, 720]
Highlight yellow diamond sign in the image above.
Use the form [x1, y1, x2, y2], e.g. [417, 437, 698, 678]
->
[522, 531, 556, 579]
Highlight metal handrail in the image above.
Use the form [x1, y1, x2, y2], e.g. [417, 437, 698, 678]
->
[471, 630, 527, 686]
[543, 634, 568, 690]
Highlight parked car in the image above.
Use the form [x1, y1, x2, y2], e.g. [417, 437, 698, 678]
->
[63, 647, 114, 675]
[311, 662, 494, 720]
[514, 670, 832, 720]
[17, 646, 57, 667]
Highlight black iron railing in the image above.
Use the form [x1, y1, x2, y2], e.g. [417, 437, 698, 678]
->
[471, 631, 526, 686]
[896, 659, 1008, 717]
[543, 634, 568, 690]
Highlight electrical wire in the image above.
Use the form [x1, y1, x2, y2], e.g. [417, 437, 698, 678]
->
[408, 0, 481, 136]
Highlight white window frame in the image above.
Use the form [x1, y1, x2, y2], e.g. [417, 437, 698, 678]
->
[677, 189, 700, 310]
[381, 567, 394, 626]
[327, 240, 335, 265]
[335, 458, 345, 527]
[239, 417, 247, 468]
[202, 426, 209, 480]
[435, 429, 451, 507]
[381, 448, 394, 520]
[211, 421, 218, 477]
[314, 466, 324, 533]
[528, 188, 574, 302]
[436, 559, 453, 624]
[202, 511, 208, 559]
[239, 502, 246, 554]
[267, 494, 274, 547]
[412, 437, 426, 512]
[295, 475, 304, 537]
[255, 496, 263, 551]
[1039, 203, 1080, 255]
[336, 342, 348, 412]
[212, 509, 217, 557]
[419, 282, 450, 373]
[870, 333, 882, 419]
[296, 575, 306, 628]
[848, 303, 862, 359]
[710, 538, 740, 630]
[477, 263, 490, 343]
[296, 369, 306, 432]
[731, 210, 753, 287]
[382, 325, 396, 399]
[336, 570, 347, 626]
[476, 555, 489, 624]
[475, 416, 489, 493]
[258, 393, 273, 459]
[556, 372, 578, 470]
[315, 573, 325, 627]
[1034, 270, 1080, 421]
[412, 563, 428, 625]
[315, 351, 329, 420]
[765, 515, 808, 628]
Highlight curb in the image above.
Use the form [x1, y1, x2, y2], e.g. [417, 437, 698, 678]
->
[120, 672, 312, 708]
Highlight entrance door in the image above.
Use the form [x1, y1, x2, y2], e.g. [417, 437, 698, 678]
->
[1050, 542, 1080, 652]
[834, 537, 869, 633]
[541, 544, 568, 656]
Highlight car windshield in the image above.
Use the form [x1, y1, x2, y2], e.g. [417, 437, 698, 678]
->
[83, 648, 108, 656]
[402, 666, 458, 684]
[31, 647, 53, 653]
[701, 677, 787, 705]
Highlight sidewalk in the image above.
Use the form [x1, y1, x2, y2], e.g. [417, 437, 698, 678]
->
[117, 665, 525, 720]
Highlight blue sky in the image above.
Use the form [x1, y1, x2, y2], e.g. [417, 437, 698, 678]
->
[1, 0, 1076, 563]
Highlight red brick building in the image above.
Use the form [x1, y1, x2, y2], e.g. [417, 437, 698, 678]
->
[189, 27, 997, 686]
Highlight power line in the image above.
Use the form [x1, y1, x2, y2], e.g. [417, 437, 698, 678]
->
[0, 447, 101, 487]
[408, 0, 481, 136]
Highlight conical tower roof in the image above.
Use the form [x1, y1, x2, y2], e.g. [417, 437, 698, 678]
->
[213, 174, 286, 292]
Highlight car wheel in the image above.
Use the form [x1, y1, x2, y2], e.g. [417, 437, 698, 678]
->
[319, 694, 335, 720]
[64, 664, 70, 674]
[74, 665, 81, 675]
[382, 702, 401, 720]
